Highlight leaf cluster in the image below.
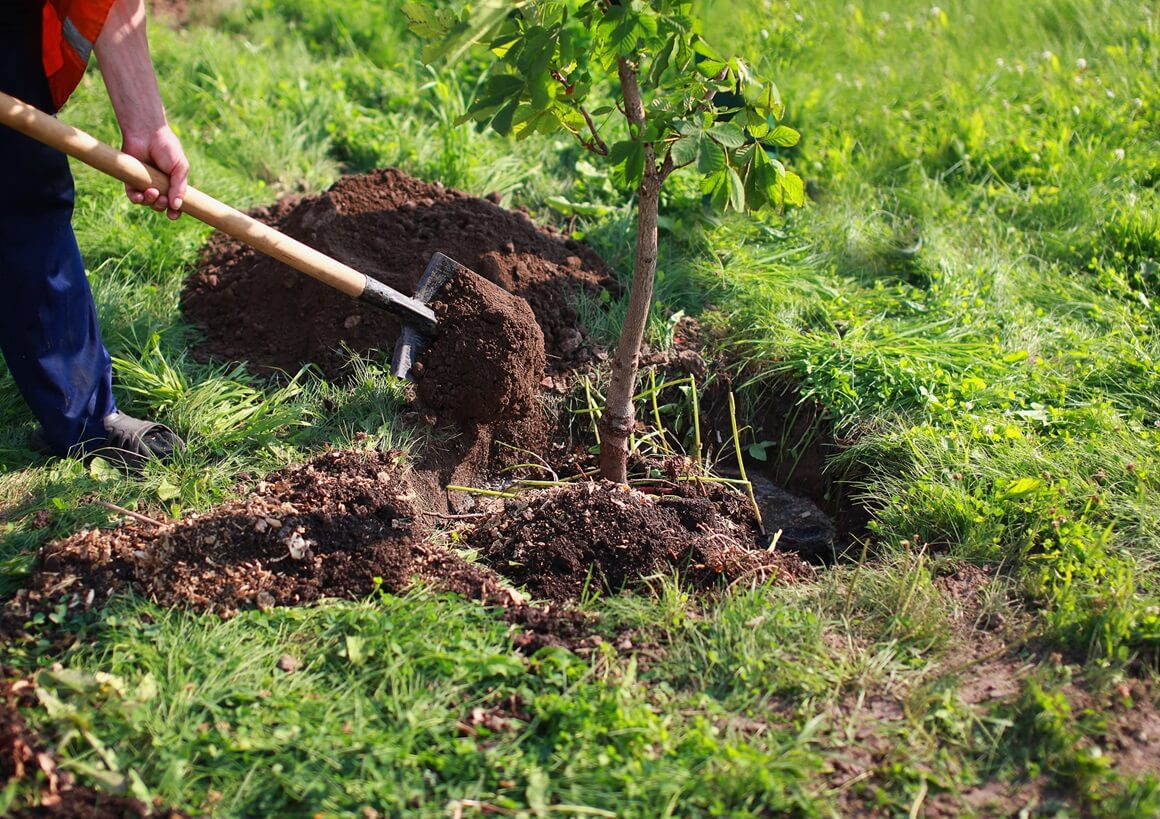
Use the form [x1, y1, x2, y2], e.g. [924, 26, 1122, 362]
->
[403, 0, 804, 212]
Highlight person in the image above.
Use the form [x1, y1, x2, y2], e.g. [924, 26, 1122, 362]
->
[0, 0, 188, 468]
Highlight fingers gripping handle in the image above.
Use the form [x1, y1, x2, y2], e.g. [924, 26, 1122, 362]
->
[0, 88, 435, 328]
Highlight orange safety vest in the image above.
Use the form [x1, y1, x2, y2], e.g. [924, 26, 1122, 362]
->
[41, 0, 117, 109]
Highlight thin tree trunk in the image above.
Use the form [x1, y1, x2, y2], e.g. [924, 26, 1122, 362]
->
[600, 60, 660, 483]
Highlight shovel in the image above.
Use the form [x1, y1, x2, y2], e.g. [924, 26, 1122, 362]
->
[0, 89, 464, 379]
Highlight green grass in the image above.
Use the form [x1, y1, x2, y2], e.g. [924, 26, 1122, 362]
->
[2, 0, 1160, 815]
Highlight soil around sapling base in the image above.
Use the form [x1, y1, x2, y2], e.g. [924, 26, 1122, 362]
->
[469, 480, 812, 603]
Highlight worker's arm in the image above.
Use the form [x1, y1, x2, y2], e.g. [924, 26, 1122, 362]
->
[93, 0, 188, 219]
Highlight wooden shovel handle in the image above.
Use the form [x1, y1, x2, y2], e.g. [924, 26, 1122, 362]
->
[0, 89, 367, 299]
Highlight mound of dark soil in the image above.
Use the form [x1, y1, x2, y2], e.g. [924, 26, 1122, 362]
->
[183, 168, 613, 380]
[470, 481, 811, 602]
[3, 450, 611, 654]
[7, 451, 508, 619]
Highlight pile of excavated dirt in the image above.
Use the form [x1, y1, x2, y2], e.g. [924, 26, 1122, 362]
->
[183, 168, 613, 380]
[6, 451, 508, 619]
[2, 451, 603, 653]
[469, 481, 812, 602]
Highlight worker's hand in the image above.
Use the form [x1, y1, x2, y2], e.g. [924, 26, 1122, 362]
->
[121, 125, 189, 220]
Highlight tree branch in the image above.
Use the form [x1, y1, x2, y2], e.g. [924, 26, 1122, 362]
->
[551, 69, 608, 155]
[578, 105, 609, 155]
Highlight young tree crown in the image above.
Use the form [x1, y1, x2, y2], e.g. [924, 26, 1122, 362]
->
[404, 0, 804, 212]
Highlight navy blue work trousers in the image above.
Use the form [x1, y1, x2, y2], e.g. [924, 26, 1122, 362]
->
[1, 1, 117, 454]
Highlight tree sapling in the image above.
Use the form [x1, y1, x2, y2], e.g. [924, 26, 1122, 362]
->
[405, 0, 805, 483]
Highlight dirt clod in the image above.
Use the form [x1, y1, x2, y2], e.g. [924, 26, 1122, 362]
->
[414, 265, 547, 458]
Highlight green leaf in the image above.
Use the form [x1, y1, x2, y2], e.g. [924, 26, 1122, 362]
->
[491, 101, 518, 135]
[1001, 477, 1044, 499]
[401, 3, 450, 38]
[697, 136, 725, 174]
[703, 169, 730, 210]
[745, 80, 783, 117]
[157, 479, 182, 502]
[40, 668, 108, 694]
[782, 170, 805, 206]
[517, 107, 563, 139]
[769, 125, 800, 147]
[128, 770, 152, 807]
[67, 760, 126, 792]
[598, 5, 643, 57]
[545, 196, 613, 217]
[649, 34, 678, 85]
[488, 31, 520, 59]
[89, 456, 117, 482]
[527, 767, 550, 814]
[484, 73, 526, 101]
[670, 134, 699, 166]
[743, 157, 771, 211]
[345, 635, 368, 666]
[609, 140, 635, 165]
[624, 141, 645, 188]
[708, 122, 746, 148]
[528, 71, 554, 109]
[742, 108, 771, 139]
[692, 36, 727, 78]
[727, 165, 746, 211]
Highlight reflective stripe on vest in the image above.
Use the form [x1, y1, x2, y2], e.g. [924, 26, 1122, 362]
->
[61, 17, 94, 65]
[42, 0, 116, 110]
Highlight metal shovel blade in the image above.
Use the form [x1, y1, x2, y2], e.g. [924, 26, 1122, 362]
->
[390, 252, 468, 379]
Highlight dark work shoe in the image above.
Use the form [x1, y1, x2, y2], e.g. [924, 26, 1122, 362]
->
[95, 412, 186, 470]
[28, 414, 184, 469]
[28, 425, 53, 455]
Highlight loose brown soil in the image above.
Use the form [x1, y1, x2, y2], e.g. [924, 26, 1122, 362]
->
[6, 451, 510, 620]
[468, 481, 811, 602]
[412, 262, 547, 461]
[183, 168, 612, 380]
[6, 452, 807, 623]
